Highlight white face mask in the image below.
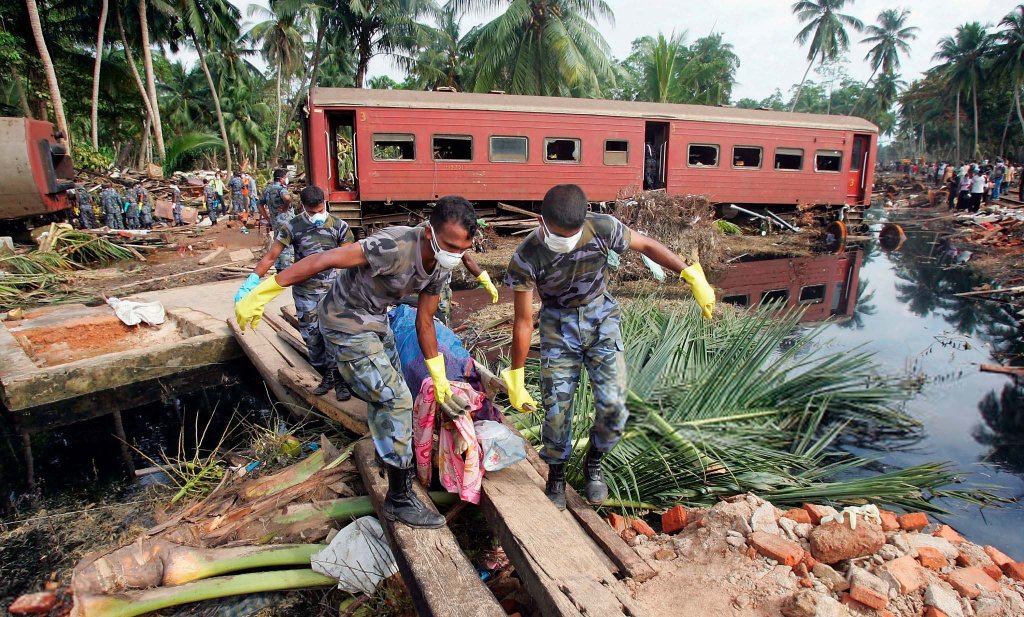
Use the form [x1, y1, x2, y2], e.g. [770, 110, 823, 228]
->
[541, 218, 582, 254]
[427, 224, 464, 269]
[305, 210, 328, 226]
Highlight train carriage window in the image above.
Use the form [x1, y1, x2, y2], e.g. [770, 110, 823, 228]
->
[798, 284, 826, 304]
[815, 150, 843, 172]
[604, 140, 629, 165]
[544, 138, 581, 163]
[850, 138, 865, 171]
[432, 135, 472, 161]
[688, 144, 719, 167]
[732, 146, 762, 169]
[761, 289, 790, 304]
[372, 133, 415, 161]
[774, 148, 804, 171]
[490, 136, 528, 163]
[722, 294, 749, 307]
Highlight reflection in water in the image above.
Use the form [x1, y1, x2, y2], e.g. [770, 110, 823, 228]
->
[975, 384, 1024, 474]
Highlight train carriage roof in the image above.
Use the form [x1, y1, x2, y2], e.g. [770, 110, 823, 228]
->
[311, 88, 878, 134]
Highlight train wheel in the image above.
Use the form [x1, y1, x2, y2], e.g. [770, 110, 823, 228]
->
[824, 220, 847, 253]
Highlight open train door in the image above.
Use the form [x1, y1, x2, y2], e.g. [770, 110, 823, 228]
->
[325, 110, 361, 227]
[644, 122, 669, 190]
[847, 134, 871, 203]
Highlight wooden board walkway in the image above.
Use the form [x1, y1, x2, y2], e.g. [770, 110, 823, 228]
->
[353, 440, 505, 617]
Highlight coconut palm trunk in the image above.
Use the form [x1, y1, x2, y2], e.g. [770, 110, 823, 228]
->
[954, 92, 961, 163]
[790, 59, 814, 112]
[92, 0, 109, 149]
[274, 23, 325, 165]
[137, 0, 165, 159]
[190, 31, 232, 171]
[848, 65, 878, 117]
[117, 8, 159, 154]
[1016, 87, 1024, 136]
[274, 66, 282, 165]
[25, 0, 69, 142]
[971, 85, 979, 158]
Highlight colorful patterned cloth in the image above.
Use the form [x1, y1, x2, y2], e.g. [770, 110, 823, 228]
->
[413, 380, 485, 504]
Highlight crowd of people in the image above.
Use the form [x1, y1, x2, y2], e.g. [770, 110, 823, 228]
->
[891, 158, 1021, 212]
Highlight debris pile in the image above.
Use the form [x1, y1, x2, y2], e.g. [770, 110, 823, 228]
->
[954, 208, 1024, 252]
[622, 494, 1024, 617]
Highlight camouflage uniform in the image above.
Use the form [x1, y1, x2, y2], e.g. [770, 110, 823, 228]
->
[247, 176, 259, 214]
[203, 184, 219, 223]
[504, 213, 632, 464]
[139, 197, 154, 229]
[123, 195, 140, 229]
[277, 213, 354, 374]
[100, 188, 124, 229]
[319, 226, 452, 469]
[228, 175, 245, 213]
[171, 187, 183, 225]
[260, 181, 294, 270]
[76, 189, 97, 228]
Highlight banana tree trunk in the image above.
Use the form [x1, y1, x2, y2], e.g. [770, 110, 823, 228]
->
[91, 0, 109, 149]
[137, 0, 164, 159]
[117, 6, 158, 157]
[790, 59, 814, 113]
[191, 31, 232, 171]
[25, 0, 69, 143]
[274, 22, 325, 165]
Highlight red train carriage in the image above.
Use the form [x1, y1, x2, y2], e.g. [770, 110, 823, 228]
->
[302, 89, 878, 229]
[0, 118, 75, 222]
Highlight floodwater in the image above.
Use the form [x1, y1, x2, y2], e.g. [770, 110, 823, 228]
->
[719, 213, 1024, 559]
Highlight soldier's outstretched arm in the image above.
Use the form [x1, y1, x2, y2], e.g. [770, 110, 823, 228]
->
[275, 243, 368, 287]
[253, 242, 286, 277]
[628, 228, 690, 275]
[415, 292, 442, 361]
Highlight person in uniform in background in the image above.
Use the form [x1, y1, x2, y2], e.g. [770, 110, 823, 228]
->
[139, 190, 154, 229]
[258, 169, 295, 271]
[171, 184, 184, 226]
[501, 184, 715, 509]
[246, 172, 259, 214]
[203, 178, 220, 224]
[235, 196, 478, 529]
[237, 185, 355, 400]
[123, 192, 140, 229]
[101, 187, 124, 229]
[74, 185, 97, 229]
[212, 171, 226, 213]
[229, 171, 245, 214]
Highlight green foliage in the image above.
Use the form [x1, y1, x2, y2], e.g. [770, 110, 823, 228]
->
[72, 140, 114, 172]
[714, 220, 741, 235]
[164, 133, 226, 172]
[616, 31, 739, 105]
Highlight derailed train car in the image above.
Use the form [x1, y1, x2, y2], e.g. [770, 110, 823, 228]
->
[302, 88, 878, 229]
[0, 117, 75, 222]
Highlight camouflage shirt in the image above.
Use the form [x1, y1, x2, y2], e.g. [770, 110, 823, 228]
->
[77, 190, 92, 208]
[504, 213, 631, 309]
[319, 226, 451, 335]
[260, 181, 289, 213]
[203, 185, 216, 204]
[276, 213, 354, 290]
[100, 188, 121, 210]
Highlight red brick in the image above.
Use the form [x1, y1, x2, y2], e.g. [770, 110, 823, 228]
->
[879, 509, 900, 532]
[802, 503, 837, 524]
[801, 549, 817, 570]
[849, 568, 890, 610]
[880, 555, 926, 594]
[661, 505, 688, 534]
[748, 531, 803, 567]
[945, 567, 1000, 599]
[630, 518, 656, 538]
[934, 525, 966, 544]
[1004, 562, 1024, 582]
[620, 528, 637, 543]
[982, 564, 1002, 581]
[877, 611, 896, 617]
[898, 512, 929, 531]
[654, 548, 675, 561]
[984, 545, 1013, 569]
[924, 609, 950, 617]
[955, 547, 993, 568]
[606, 513, 627, 533]
[798, 577, 814, 588]
[8, 592, 57, 615]
[916, 546, 948, 570]
[781, 508, 812, 524]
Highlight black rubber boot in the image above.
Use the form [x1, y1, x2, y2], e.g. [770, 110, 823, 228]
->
[333, 370, 352, 401]
[546, 463, 566, 510]
[382, 465, 446, 528]
[583, 448, 609, 505]
[311, 368, 335, 396]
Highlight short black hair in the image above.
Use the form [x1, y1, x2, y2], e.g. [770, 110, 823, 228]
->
[541, 184, 588, 229]
[273, 168, 287, 180]
[300, 185, 325, 209]
[429, 196, 477, 237]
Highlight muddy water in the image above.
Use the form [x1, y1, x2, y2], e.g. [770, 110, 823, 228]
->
[719, 217, 1024, 559]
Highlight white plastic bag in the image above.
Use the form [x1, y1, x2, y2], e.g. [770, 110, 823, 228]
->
[105, 296, 166, 326]
[474, 420, 527, 472]
[310, 516, 398, 595]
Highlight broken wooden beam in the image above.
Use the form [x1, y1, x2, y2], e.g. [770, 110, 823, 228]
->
[353, 440, 504, 617]
[980, 363, 1024, 377]
[198, 247, 225, 265]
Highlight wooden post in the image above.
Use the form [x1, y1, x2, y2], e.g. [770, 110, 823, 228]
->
[19, 428, 36, 493]
[112, 410, 136, 476]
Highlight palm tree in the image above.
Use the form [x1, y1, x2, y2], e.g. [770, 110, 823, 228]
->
[91, 0, 110, 149]
[633, 32, 688, 103]
[405, 3, 474, 91]
[872, 70, 906, 113]
[991, 5, 1024, 138]
[137, 0, 165, 159]
[24, 0, 69, 141]
[326, 0, 435, 88]
[467, 0, 616, 97]
[850, 8, 917, 116]
[933, 23, 992, 161]
[248, 1, 307, 165]
[790, 0, 864, 112]
[115, 0, 161, 151]
[686, 33, 740, 105]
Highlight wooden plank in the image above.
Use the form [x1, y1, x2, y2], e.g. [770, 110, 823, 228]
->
[198, 247, 225, 265]
[279, 367, 369, 434]
[479, 460, 639, 617]
[953, 285, 1024, 298]
[980, 363, 1024, 377]
[472, 361, 656, 582]
[353, 440, 504, 617]
[228, 318, 309, 416]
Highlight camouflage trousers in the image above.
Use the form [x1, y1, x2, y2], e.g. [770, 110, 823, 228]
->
[322, 326, 414, 469]
[104, 208, 123, 229]
[232, 194, 245, 213]
[538, 295, 628, 464]
[79, 206, 97, 229]
[173, 203, 183, 225]
[293, 285, 336, 373]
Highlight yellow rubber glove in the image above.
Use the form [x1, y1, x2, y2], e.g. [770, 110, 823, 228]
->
[500, 367, 537, 412]
[235, 275, 286, 330]
[425, 355, 452, 404]
[477, 270, 499, 303]
[680, 262, 715, 320]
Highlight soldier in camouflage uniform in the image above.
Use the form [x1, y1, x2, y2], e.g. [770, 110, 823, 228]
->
[170, 184, 184, 226]
[257, 169, 294, 270]
[228, 172, 245, 214]
[74, 185, 97, 228]
[203, 178, 219, 224]
[123, 193, 140, 229]
[502, 184, 715, 509]
[242, 185, 355, 400]
[234, 196, 479, 529]
[100, 187, 124, 229]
